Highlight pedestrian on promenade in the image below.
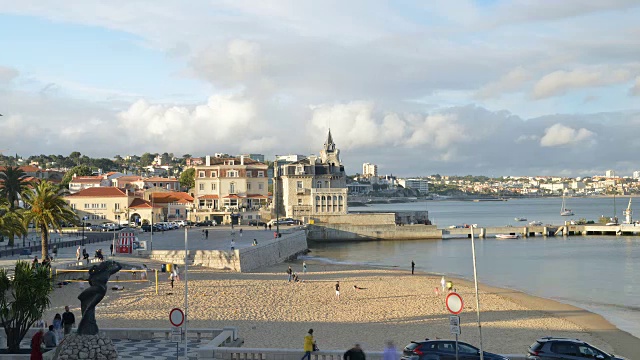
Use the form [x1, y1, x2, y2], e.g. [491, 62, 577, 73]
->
[202, 230, 205, 239]
[252, 239, 258, 246]
[411, 260, 415, 275]
[344, 344, 366, 360]
[30, 329, 44, 360]
[301, 329, 315, 360]
[205, 229, 209, 239]
[268, 224, 272, 230]
[239, 228, 243, 237]
[61, 306, 75, 335]
[383, 341, 397, 360]
[109, 243, 114, 256]
[287, 266, 293, 282]
[274, 231, 278, 239]
[52, 246, 58, 261]
[264, 223, 267, 230]
[441, 276, 446, 292]
[230, 239, 235, 252]
[76, 246, 81, 261]
[52, 313, 62, 343]
[335, 281, 340, 299]
[303, 261, 307, 274]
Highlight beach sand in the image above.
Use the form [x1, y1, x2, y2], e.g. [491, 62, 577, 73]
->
[46, 260, 640, 357]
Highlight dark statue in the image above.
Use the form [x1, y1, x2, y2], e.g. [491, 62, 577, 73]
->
[77, 260, 122, 335]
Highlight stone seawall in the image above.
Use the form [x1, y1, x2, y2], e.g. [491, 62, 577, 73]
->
[307, 224, 442, 241]
[145, 230, 308, 272]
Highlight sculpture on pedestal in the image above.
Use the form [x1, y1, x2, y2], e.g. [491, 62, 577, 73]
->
[77, 260, 122, 335]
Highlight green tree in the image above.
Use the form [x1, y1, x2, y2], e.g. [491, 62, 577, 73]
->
[0, 261, 53, 353]
[22, 181, 78, 259]
[0, 166, 31, 209]
[0, 198, 26, 246]
[69, 151, 81, 166]
[61, 165, 93, 186]
[140, 153, 155, 167]
[179, 168, 195, 189]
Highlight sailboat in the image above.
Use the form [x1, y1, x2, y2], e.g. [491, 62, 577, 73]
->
[560, 193, 574, 216]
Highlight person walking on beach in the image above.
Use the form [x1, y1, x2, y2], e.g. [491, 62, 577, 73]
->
[169, 271, 175, 288]
[441, 276, 446, 292]
[301, 329, 315, 360]
[411, 260, 415, 275]
[287, 266, 293, 282]
[61, 306, 75, 335]
[335, 281, 340, 299]
[303, 261, 307, 274]
[383, 341, 397, 360]
[344, 344, 366, 360]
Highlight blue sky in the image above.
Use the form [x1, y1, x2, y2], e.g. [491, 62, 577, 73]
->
[1, 1, 640, 176]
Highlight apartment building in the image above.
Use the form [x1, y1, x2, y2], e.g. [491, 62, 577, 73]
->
[398, 178, 429, 193]
[362, 162, 378, 178]
[68, 175, 110, 193]
[192, 155, 269, 224]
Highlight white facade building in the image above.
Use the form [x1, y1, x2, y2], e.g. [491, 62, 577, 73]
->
[362, 163, 378, 178]
[398, 178, 429, 193]
[605, 170, 616, 178]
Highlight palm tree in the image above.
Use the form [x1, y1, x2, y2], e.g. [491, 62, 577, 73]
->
[22, 181, 78, 259]
[0, 166, 31, 209]
[0, 261, 53, 353]
[0, 198, 26, 246]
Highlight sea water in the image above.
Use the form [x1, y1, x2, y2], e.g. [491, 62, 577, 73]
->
[306, 197, 640, 339]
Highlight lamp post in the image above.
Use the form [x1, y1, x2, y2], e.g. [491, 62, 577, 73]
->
[82, 216, 88, 246]
[275, 159, 280, 236]
[150, 195, 154, 252]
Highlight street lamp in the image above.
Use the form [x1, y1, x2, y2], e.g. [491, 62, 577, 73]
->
[275, 159, 280, 236]
[82, 216, 88, 246]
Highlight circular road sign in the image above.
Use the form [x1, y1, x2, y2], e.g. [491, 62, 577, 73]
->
[169, 308, 184, 327]
[446, 293, 464, 314]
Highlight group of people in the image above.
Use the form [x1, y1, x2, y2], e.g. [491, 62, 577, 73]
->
[32, 255, 52, 269]
[30, 306, 76, 359]
[301, 329, 398, 360]
[286, 262, 307, 283]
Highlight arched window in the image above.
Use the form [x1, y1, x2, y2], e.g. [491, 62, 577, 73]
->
[316, 181, 322, 188]
[321, 196, 326, 212]
[315, 196, 321, 213]
[338, 195, 344, 212]
[333, 196, 338, 212]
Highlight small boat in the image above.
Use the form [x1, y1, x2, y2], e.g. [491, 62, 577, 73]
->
[514, 217, 527, 221]
[561, 193, 574, 216]
[495, 234, 520, 239]
[529, 221, 543, 226]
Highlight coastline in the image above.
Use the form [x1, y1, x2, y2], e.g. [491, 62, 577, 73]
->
[44, 259, 640, 357]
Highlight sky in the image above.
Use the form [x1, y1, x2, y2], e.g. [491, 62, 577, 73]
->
[1, 0, 640, 177]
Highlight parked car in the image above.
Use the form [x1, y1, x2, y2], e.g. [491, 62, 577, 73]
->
[195, 220, 217, 227]
[402, 340, 509, 360]
[248, 220, 266, 226]
[86, 225, 102, 232]
[100, 223, 122, 232]
[527, 337, 626, 360]
[175, 220, 187, 227]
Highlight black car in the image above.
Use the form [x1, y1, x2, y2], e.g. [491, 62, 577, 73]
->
[195, 220, 213, 227]
[527, 337, 625, 360]
[248, 220, 266, 226]
[402, 340, 509, 360]
[141, 224, 163, 232]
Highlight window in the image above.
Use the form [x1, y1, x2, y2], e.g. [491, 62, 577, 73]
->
[298, 198, 303, 205]
[316, 181, 322, 188]
[247, 183, 252, 190]
[211, 171, 217, 177]
[258, 183, 264, 190]
[230, 182, 236, 194]
[246, 171, 252, 177]
[297, 181, 303, 189]
[199, 183, 204, 191]
[71, 204, 76, 210]
[436, 342, 455, 353]
[325, 180, 329, 188]
[577, 345, 603, 358]
[199, 171, 206, 178]
[84, 203, 89, 209]
[333, 196, 337, 212]
[227, 170, 238, 177]
[550, 342, 579, 356]
[115, 203, 120, 210]
[295, 165, 304, 175]
[457, 344, 478, 354]
[315, 196, 320, 213]
[339, 195, 344, 212]
[199, 200, 206, 207]
[258, 171, 264, 177]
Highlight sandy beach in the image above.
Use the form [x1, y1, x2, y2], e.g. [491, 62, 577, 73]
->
[41, 259, 640, 358]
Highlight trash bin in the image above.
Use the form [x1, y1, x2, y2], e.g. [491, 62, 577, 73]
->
[161, 264, 167, 273]
[167, 263, 173, 272]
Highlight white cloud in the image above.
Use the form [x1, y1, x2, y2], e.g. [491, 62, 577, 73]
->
[476, 67, 532, 99]
[0, 66, 19, 84]
[532, 66, 636, 99]
[406, 113, 467, 149]
[540, 123, 596, 147]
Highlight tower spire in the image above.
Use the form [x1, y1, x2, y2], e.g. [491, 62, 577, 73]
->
[324, 129, 335, 150]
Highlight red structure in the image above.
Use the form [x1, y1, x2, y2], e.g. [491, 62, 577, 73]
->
[117, 230, 135, 254]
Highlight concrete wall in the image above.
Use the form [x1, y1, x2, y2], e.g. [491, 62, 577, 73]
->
[307, 224, 441, 241]
[145, 230, 308, 272]
[309, 213, 396, 225]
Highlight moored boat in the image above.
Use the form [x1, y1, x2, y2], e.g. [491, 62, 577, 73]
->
[514, 217, 527, 221]
[495, 234, 520, 239]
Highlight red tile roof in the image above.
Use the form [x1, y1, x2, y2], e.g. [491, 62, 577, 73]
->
[116, 176, 143, 182]
[70, 176, 103, 184]
[144, 177, 179, 182]
[67, 187, 128, 197]
[128, 198, 161, 209]
[151, 191, 194, 203]
[0, 165, 41, 173]
[223, 194, 244, 199]
[247, 194, 268, 198]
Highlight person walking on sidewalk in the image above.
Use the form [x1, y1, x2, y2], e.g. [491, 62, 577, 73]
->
[344, 344, 366, 360]
[109, 243, 114, 256]
[205, 229, 209, 239]
[61, 306, 75, 335]
[411, 260, 415, 275]
[301, 329, 315, 360]
[76, 246, 81, 261]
